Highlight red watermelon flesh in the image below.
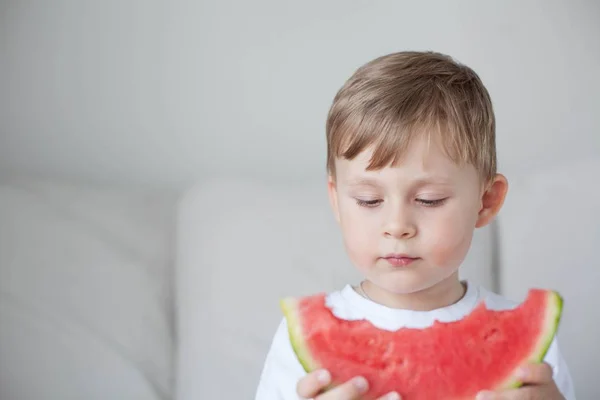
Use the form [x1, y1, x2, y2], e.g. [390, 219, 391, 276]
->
[280, 289, 562, 400]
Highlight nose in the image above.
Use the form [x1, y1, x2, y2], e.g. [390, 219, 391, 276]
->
[383, 206, 417, 239]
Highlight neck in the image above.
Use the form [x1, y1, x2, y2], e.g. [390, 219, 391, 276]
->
[361, 274, 466, 311]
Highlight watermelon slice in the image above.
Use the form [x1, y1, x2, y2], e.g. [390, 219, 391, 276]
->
[280, 288, 562, 400]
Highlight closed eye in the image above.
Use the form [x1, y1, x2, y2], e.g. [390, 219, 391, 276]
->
[416, 198, 447, 207]
[356, 199, 382, 208]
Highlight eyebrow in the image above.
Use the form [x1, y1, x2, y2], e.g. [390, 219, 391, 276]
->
[344, 177, 382, 187]
[411, 176, 454, 186]
[344, 175, 453, 188]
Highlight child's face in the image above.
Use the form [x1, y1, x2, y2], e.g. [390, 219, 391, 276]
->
[328, 135, 504, 295]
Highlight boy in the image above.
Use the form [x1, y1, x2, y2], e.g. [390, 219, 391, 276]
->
[254, 51, 575, 400]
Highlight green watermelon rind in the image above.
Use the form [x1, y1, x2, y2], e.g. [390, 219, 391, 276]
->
[280, 297, 320, 373]
[281, 290, 563, 393]
[498, 290, 564, 390]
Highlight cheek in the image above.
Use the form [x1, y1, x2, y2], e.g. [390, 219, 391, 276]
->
[425, 206, 478, 267]
[338, 202, 378, 266]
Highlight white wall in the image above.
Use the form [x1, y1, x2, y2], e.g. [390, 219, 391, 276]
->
[1, 0, 599, 188]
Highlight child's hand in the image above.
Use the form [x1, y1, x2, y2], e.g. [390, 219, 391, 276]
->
[476, 362, 565, 400]
[295, 363, 562, 400]
[296, 369, 401, 400]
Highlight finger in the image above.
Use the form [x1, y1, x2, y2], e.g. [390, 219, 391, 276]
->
[315, 376, 369, 400]
[376, 392, 402, 400]
[516, 362, 553, 385]
[296, 371, 399, 400]
[296, 370, 332, 398]
[477, 385, 550, 400]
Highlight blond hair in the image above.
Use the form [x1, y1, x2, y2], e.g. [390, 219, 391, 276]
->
[326, 51, 496, 183]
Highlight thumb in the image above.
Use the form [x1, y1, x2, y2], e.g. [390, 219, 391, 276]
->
[515, 362, 553, 385]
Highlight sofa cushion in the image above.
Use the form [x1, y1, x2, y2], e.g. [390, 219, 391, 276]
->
[0, 176, 176, 400]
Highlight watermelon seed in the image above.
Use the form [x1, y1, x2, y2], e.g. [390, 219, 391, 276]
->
[483, 328, 500, 341]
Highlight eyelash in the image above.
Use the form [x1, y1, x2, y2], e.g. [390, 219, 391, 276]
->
[355, 198, 447, 208]
[356, 199, 382, 208]
[417, 198, 447, 207]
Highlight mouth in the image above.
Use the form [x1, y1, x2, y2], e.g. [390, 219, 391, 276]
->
[382, 254, 419, 267]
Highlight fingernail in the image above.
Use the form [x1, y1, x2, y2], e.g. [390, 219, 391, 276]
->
[386, 392, 401, 400]
[516, 366, 528, 379]
[353, 376, 368, 393]
[317, 370, 331, 384]
[476, 391, 494, 400]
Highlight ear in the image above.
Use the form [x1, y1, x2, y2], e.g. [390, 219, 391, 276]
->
[327, 175, 341, 223]
[475, 173, 508, 228]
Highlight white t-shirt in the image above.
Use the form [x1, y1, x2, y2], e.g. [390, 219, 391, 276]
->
[255, 281, 576, 400]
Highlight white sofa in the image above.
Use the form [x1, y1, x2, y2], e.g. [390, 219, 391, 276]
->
[0, 176, 177, 400]
[1, 159, 598, 399]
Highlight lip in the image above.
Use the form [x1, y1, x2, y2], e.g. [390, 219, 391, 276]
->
[382, 254, 419, 267]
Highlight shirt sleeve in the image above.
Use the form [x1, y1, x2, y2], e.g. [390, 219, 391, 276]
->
[254, 318, 307, 400]
[544, 337, 577, 400]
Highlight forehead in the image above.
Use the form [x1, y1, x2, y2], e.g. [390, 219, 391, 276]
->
[335, 136, 477, 185]
[336, 138, 467, 175]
